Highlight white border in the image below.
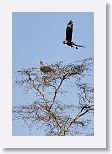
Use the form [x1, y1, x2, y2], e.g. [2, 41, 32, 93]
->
[0, 0, 106, 148]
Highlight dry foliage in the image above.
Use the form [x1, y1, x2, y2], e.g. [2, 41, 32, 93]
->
[13, 57, 94, 136]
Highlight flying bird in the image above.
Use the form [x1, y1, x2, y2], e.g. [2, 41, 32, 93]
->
[63, 20, 85, 49]
[40, 61, 53, 73]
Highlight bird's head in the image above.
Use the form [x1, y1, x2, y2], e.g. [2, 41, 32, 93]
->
[63, 40, 66, 44]
[40, 61, 43, 65]
[63, 39, 69, 44]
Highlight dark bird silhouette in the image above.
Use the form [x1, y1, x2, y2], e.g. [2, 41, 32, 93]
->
[63, 20, 85, 49]
[40, 61, 53, 73]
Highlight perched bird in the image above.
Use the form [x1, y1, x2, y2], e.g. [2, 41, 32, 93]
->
[63, 20, 85, 49]
[40, 61, 53, 73]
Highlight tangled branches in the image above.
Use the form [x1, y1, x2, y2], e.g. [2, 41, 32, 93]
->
[13, 57, 94, 136]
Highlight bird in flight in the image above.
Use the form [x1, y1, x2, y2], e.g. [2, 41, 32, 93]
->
[63, 20, 85, 49]
[40, 61, 53, 73]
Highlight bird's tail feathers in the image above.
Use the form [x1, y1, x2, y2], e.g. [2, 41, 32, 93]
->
[72, 42, 86, 48]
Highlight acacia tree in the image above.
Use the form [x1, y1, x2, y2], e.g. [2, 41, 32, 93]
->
[13, 57, 94, 136]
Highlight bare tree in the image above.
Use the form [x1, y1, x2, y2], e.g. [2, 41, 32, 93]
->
[13, 57, 94, 136]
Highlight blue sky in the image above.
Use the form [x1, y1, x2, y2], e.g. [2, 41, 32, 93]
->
[12, 12, 94, 135]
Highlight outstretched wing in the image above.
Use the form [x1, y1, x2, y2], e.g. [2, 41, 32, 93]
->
[66, 20, 73, 42]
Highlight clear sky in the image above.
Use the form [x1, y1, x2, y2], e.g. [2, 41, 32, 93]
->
[12, 12, 94, 135]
